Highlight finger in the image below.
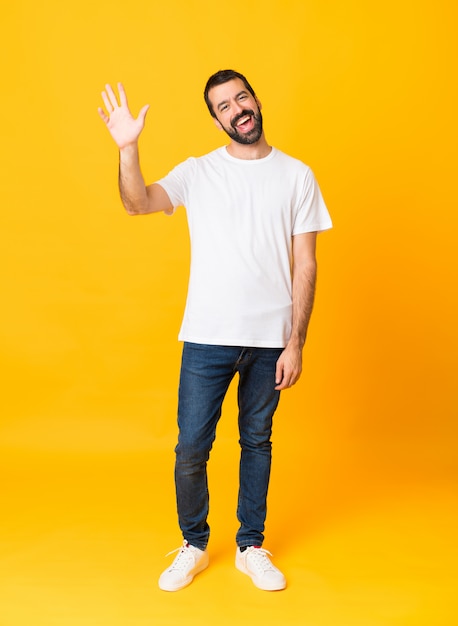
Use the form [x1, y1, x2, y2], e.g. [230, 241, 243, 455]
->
[101, 90, 113, 113]
[117, 82, 128, 106]
[275, 367, 291, 389]
[137, 103, 150, 124]
[275, 373, 294, 391]
[105, 83, 119, 109]
[278, 369, 301, 390]
[97, 107, 109, 123]
[275, 377, 289, 391]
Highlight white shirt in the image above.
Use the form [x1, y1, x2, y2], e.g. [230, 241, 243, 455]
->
[157, 146, 332, 347]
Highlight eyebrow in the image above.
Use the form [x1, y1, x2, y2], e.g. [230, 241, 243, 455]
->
[217, 90, 249, 110]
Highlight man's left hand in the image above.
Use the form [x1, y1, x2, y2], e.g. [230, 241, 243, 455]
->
[275, 344, 303, 390]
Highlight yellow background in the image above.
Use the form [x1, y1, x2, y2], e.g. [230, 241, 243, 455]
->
[1, 0, 457, 624]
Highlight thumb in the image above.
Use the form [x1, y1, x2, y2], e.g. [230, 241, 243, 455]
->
[137, 104, 150, 124]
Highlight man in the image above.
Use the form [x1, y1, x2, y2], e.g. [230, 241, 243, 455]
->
[98, 70, 332, 592]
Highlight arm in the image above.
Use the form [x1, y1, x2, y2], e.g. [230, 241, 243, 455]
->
[98, 83, 173, 215]
[275, 232, 317, 390]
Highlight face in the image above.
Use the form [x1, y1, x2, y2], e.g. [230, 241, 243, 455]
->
[208, 78, 263, 145]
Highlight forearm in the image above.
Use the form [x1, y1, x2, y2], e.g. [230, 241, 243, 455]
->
[288, 259, 317, 350]
[274, 260, 316, 390]
[118, 143, 150, 215]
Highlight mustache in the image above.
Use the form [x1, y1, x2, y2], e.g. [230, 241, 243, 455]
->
[231, 109, 256, 130]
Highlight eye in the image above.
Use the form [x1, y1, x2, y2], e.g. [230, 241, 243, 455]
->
[220, 104, 229, 112]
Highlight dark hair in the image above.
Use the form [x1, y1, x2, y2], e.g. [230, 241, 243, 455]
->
[204, 69, 256, 118]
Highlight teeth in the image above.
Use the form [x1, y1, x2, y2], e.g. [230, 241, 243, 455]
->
[237, 115, 251, 126]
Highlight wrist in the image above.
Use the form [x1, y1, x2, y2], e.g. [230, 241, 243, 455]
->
[119, 142, 139, 159]
[287, 334, 305, 351]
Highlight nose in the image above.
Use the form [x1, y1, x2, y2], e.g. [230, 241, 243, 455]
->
[232, 100, 244, 114]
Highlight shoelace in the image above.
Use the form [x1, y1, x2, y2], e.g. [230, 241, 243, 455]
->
[164, 541, 195, 571]
[246, 547, 276, 573]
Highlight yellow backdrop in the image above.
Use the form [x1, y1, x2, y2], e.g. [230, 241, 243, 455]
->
[1, 1, 457, 625]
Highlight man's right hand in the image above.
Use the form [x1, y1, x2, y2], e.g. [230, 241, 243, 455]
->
[98, 83, 150, 150]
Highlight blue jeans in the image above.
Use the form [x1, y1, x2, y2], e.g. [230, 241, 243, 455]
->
[174, 342, 283, 551]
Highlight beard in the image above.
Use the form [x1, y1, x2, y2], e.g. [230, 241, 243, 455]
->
[221, 108, 264, 145]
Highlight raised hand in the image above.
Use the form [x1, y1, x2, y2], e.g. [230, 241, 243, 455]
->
[98, 83, 150, 150]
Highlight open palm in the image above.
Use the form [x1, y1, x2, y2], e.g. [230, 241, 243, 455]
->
[98, 83, 149, 149]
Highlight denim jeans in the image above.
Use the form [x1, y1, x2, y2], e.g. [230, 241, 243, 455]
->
[174, 342, 283, 551]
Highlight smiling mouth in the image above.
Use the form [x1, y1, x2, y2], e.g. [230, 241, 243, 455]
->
[233, 113, 255, 134]
[237, 115, 252, 127]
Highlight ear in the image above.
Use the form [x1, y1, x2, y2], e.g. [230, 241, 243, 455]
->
[213, 116, 223, 130]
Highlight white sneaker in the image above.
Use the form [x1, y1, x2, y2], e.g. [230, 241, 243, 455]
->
[158, 541, 209, 591]
[236, 546, 286, 591]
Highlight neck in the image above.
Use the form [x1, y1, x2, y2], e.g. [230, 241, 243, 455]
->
[226, 134, 272, 160]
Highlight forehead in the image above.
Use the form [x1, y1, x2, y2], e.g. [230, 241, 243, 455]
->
[208, 78, 250, 107]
